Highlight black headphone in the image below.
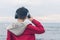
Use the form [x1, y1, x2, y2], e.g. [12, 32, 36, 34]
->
[15, 13, 31, 19]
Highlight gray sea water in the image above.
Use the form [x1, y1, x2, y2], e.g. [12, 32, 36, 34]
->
[0, 22, 60, 40]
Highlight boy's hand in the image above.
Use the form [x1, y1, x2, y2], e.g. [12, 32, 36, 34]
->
[27, 14, 34, 21]
[29, 17, 34, 21]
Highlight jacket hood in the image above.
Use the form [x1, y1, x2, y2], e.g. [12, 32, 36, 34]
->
[7, 21, 30, 36]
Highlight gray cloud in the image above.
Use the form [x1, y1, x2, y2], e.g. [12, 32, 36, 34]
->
[0, 0, 60, 16]
[0, 0, 60, 22]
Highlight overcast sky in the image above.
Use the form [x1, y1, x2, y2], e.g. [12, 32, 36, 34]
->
[0, 0, 60, 23]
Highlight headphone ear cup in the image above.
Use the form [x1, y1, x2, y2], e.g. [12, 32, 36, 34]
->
[27, 14, 31, 18]
[15, 14, 18, 19]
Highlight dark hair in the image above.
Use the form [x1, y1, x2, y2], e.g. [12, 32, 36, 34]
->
[15, 7, 29, 19]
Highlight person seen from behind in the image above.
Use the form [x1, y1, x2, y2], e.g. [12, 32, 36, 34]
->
[6, 7, 45, 40]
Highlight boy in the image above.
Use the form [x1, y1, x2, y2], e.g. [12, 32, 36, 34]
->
[6, 7, 45, 40]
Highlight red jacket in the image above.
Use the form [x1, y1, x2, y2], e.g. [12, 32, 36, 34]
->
[6, 19, 45, 40]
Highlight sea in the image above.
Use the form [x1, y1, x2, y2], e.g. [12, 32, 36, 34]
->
[0, 22, 60, 40]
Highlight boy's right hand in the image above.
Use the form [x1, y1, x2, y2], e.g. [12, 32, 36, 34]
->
[29, 17, 34, 21]
[27, 14, 34, 21]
